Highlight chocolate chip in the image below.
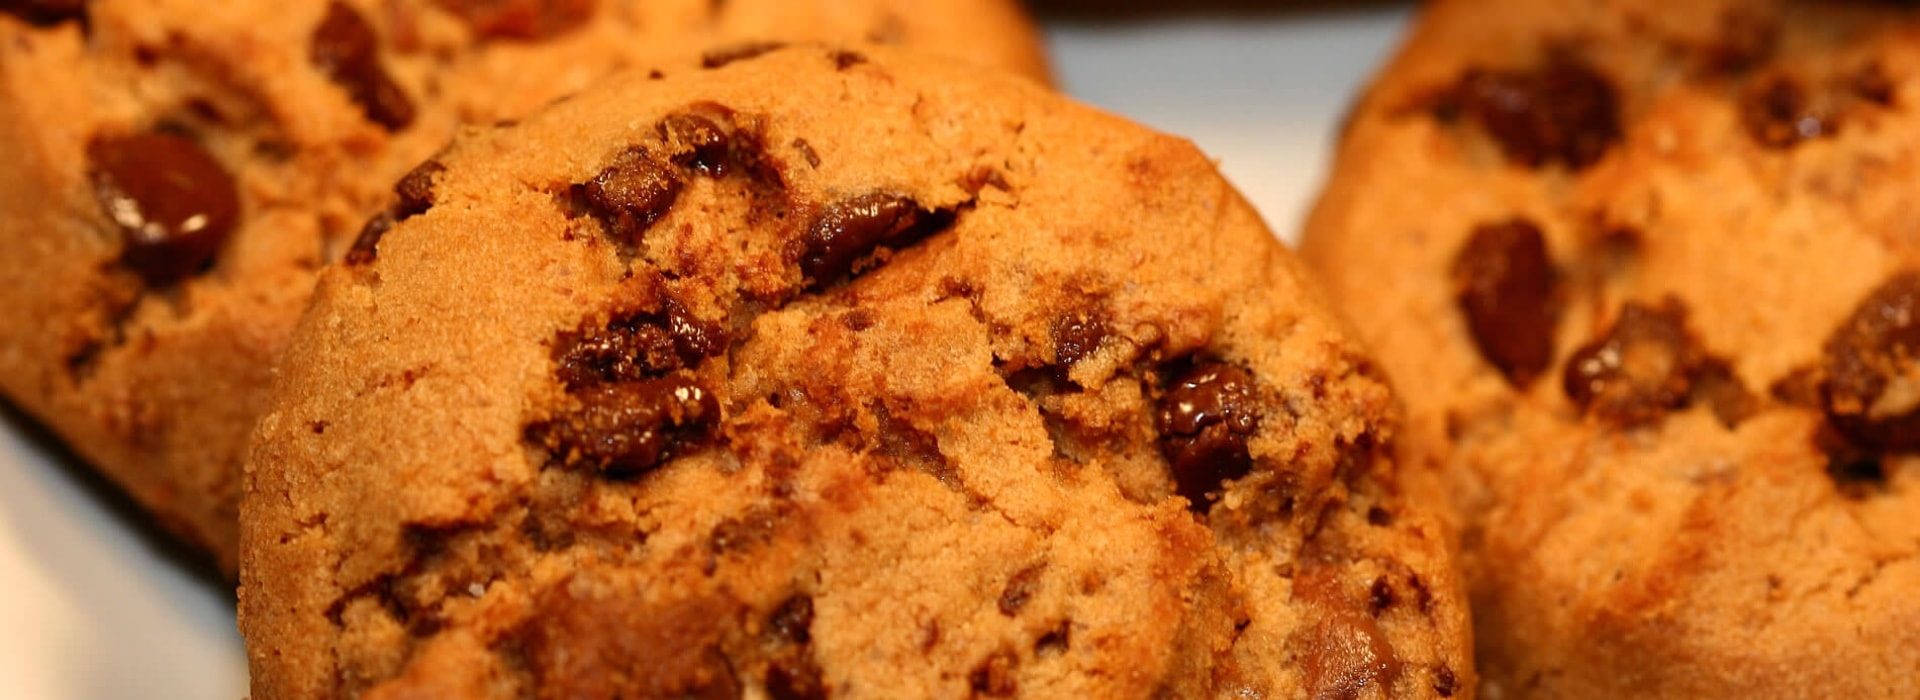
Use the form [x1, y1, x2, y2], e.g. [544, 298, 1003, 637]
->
[998, 565, 1043, 617]
[1368, 577, 1394, 616]
[88, 132, 240, 286]
[1821, 271, 1920, 450]
[435, 0, 594, 40]
[1691, 358, 1757, 429]
[343, 211, 394, 266]
[1433, 665, 1459, 698]
[1156, 360, 1260, 511]
[555, 301, 727, 387]
[799, 193, 954, 289]
[969, 650, 1018, 697]
[392, 159, 446, 220]
[572, 147, 683, 246]
[768, 594, 813, 645]
[702, 41, 785, 69]
[1564, 299, 1703, 427]
[1, 0, 85, 25]
[311, 1, 414, 130]
[527, 375, 719, 478]
[1742, 76, 1833, 148]
[707, 507, 779, 558]
[1366, 506, 1393, 527]
[1450, 58, 1621, 169]
[1852, 62, 1897, 107]
[1034, 621, 1070, 656]
[1817, 423, 1886, 497]
[1050, 309, 1109, 367]
[765, 660, 826, 700]
[660, 108, 734, 176]
[830, 50, 867, 70]
[345, 159, 446, 265]
[1452, 219, 1559, 387]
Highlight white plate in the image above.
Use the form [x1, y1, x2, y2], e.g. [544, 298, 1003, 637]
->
[0, 6, 1410, 698]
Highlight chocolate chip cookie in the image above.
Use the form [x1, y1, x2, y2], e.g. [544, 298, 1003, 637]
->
[239, 45, 1473, 699]
[1302, 1, 1920, 696]
[0, 0, 1048, 573]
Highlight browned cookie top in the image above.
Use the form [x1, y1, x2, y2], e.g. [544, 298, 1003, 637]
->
[0, 0, 1049, 572]
[1304, 0, 1920, 697]
[241, 46, 1472, 699]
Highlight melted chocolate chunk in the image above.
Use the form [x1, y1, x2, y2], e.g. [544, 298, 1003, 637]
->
[1822, 272, 1920, 450]
[88, 132, 240, 286]
[1564, 300, 1703, 427]
[799, 193, 954, 289]
[528, 375, 719, 478]
[1050, 309, 1110, 367]
[1305, 614, 1401, 700]
[830, 50, 867, 70]
[555, 302, 727, 387]
[573, 147, 683, 246]
[1691, 358, 1757, 429]
[1, 0, 85, 25]
[1451, 58, 1621, 169]
[1156, 361, 1261, 511]
[702, 41, 785, 69]
[1742, 76, 1833, 148]
[311, 1, 414, 130]
[1452, 219, 1559, 387]
[764, 595, 824, 699]
[435, 0, 594, 40]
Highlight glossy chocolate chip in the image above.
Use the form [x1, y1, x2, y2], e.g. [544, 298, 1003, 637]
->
[573, 147, 683, 246]
[1433, 665, 1459, 698]
[1742, 76, 1832, 148]
[88, 132, 240, 286]
[701, 41, 785, 69]
[1156, 361, 1260, 511]
[435, 0, 594, 40]
[311, 1, 415, 130]
[1050, 309, 1109, 366]
[1564, 300, 1702, 427]
[660, 108, 734, 176]
[763, 595, 824, 700]
[555, 301, 727, 387]
[1452, 219, 1559, 387]
[528, 375, 719, 478]
[799, 193, 953, 289]
[1452, 59, 1621, 169]
[1822, 271, 1920, 450]
[0, 0, 85, 25]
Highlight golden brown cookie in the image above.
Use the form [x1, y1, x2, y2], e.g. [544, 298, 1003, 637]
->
[240, 45, 1472, 699]
[0, 0, 1048, 572]
[1302, 1, 1920, 696]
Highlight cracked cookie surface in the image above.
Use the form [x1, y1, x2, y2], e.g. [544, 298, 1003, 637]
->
[1302, 0, 1920, 696]
[240, 46, 1472, 699]
[0, 0, 1048, 572]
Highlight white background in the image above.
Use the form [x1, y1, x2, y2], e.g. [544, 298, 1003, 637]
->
[0, 5, 1411, 697]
